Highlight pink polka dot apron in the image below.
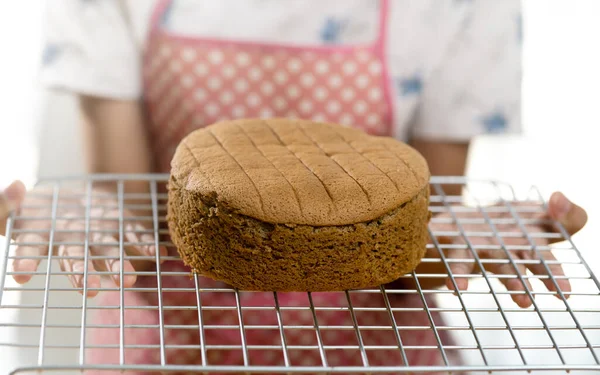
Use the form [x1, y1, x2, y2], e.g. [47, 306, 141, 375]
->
[86, 0, 462, 373]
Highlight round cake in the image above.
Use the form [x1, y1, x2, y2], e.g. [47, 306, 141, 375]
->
[167, 118, 431, 291]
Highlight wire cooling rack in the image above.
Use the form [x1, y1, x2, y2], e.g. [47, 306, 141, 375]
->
[0, 175, 599, 374]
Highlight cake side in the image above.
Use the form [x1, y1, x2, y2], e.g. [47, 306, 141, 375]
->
[167, 175, 430, 292]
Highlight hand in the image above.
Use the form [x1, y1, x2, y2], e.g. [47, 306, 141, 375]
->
[429, 192, 587, 308]
[1, 180, 167, 297]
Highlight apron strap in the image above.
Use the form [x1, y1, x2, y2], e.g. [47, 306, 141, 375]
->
[376, 0, 390, 52]
[375, 0, 393, 137]
[149, 0, 174, 32]
[150, 1, 389, 48]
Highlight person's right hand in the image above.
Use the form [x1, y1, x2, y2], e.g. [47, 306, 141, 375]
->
[1, 180, 167, 297]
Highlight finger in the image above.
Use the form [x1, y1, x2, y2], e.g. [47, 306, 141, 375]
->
[486, 256, 533, 308]
[445, 246, 475, 291]
[1, 180, 27, 236]
[12, 233, 47, 284]
[525, 249, 571, 301]
[547, 192, 588, 239]
[122, 222, 165, 271]
[126, 222, 168, 263]
[56, 211, 103, 296]
[91, 233, 137, 288]
[57, 244, 102, 298]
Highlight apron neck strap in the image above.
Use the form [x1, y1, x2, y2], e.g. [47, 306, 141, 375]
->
[376, 0, 390, 51]
[150, 0, 390, 48]
[149, 0, 174, 31]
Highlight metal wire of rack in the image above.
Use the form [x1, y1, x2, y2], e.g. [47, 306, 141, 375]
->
[0, 175, 599, 374]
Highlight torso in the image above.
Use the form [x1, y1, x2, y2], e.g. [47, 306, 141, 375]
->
[131, 0, 476, 172]
[144, 0, 399, 172]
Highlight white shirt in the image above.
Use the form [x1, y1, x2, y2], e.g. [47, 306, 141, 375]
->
[40, 0, 522, 141]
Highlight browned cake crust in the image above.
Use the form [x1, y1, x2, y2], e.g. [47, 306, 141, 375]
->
[167, 118, 431, 291]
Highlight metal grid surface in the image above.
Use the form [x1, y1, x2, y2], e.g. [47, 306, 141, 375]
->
[1, 174, 599, 374]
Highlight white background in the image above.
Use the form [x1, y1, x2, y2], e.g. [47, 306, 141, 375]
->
[0, 0, 599, 373]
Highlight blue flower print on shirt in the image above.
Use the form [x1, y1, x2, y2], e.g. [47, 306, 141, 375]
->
[516, 13, 523, 44]
[320, 17, 346, 44]
[481, 111, 508, 133]
[398, 75, 422, 96]
[42, 44, 61, 66]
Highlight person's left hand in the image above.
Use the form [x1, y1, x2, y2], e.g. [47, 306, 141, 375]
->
[426, 192, 587, 308]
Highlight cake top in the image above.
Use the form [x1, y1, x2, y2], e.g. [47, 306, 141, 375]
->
[171, 118, 430, 226]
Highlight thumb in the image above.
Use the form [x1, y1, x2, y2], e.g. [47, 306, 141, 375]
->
[547, 192, 588, 238]
[0, 180, 26, 236]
